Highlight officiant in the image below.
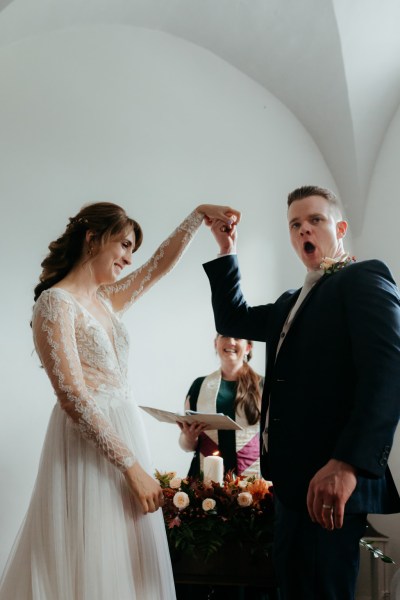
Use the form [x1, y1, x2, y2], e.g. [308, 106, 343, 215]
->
[177, 334, 263, 477]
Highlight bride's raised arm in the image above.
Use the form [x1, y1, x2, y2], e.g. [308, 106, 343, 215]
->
[100, 204, 240, 314]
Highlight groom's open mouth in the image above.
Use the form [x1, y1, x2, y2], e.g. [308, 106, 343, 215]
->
[304, 241, 316, 254]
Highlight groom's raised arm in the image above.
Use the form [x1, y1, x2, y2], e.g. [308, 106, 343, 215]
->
[203, 220, 270, 342]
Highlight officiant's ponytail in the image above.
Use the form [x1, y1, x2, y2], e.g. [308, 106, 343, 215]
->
[235, 344, 262, 425]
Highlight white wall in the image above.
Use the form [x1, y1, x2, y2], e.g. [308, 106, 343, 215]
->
[0, 24, 338, 573]
[354, 102, 400, 592]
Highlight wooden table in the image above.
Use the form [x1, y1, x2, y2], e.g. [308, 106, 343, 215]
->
[172, 543, 278, 599]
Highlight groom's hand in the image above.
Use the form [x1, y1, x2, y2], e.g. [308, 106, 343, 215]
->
[209, 218, 238, 254]
[306, 459, 357, 530]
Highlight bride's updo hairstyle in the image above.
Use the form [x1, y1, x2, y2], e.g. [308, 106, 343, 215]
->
[34, 202, 143, 302]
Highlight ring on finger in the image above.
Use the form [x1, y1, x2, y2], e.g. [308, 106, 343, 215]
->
[322, 504, 333, 510]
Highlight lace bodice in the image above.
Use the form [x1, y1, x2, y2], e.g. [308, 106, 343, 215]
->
[32, 209, 203, 471]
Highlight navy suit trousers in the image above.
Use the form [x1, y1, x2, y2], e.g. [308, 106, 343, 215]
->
[273, 496, 367, 600]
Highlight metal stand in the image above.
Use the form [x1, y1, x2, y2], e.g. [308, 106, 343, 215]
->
[363, 522, 390, 600]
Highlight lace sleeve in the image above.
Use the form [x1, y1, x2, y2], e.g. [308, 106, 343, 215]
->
[100, 209, 204, 313]
[32, 291, 136, 471]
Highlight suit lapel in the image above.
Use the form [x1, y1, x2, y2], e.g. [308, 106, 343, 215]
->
[288, 273, 328, 326]
[274, 274, 328, 355]
[268, 290, 300, 358]
[261, 291, 300, 438]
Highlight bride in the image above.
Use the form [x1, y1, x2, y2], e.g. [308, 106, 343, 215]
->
[0, 201, 239, 600]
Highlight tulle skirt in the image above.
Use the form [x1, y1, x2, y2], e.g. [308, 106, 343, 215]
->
[0, 398, 176, 600]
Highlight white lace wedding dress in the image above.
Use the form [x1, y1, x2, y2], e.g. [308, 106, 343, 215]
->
[0, 210, 203, 600]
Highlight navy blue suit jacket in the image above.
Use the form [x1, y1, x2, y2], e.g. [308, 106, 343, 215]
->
[204, 255, 400, 514]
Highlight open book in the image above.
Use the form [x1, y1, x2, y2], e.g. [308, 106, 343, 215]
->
[139, 406, 243, 431]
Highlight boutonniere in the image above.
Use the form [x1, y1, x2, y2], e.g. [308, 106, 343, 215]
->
[320, 253, 356, 275]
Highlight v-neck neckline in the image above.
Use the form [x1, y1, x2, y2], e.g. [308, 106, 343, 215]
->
[51, 287, 118, 358]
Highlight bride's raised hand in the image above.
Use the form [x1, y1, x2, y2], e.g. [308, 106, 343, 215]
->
[196, 204, 241, 228]
[124, 462, 164, 514]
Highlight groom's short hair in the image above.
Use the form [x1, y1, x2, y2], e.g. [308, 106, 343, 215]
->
[287, 185, 343, 219]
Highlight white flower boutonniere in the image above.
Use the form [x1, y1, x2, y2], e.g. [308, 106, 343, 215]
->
[320, 253, 355, 275]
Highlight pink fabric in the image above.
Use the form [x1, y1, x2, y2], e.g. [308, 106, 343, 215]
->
[236, 434, 260, 475]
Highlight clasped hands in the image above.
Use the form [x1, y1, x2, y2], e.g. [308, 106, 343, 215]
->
[197, 204, 240, 254]
[306, 459, 357, 530]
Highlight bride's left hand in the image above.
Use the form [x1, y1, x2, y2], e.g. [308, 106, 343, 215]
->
[124, 461, 164, 514]
[196, 204, 241, 228]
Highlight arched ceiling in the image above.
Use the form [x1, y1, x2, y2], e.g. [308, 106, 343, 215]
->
[1, 0, 400, 236]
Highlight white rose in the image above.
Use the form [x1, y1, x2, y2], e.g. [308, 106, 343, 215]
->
[202, 498, 216, 512]
[173, 491, 190, 510]
[237, 492, 253, 507]
[169, 477, 182, 489]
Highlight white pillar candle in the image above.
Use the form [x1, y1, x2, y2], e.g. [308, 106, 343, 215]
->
[203, 454, 224, 486]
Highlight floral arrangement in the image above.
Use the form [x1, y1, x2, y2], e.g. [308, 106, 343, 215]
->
[320, 253, 356, 274]
[155, 470, 274, 561]
[155, 470, 394, 567]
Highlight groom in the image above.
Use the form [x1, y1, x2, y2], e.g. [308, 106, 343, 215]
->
[204, 186, 400, 600]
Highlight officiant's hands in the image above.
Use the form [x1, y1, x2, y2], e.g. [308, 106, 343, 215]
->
[306, 459, 357, 530]
[177, 420, 208, 451]
[125, 462, 164, 514]
[209, 218, 238, 254]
